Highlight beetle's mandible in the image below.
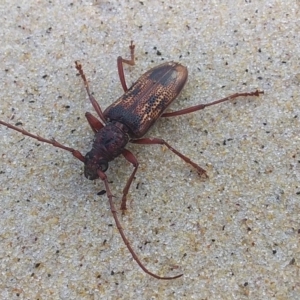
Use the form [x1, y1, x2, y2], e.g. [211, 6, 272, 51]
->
[0, 41, 264, 280]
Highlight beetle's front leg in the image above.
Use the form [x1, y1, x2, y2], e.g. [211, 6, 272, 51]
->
[130, 138, 208, 178]
[75, 61, 107, 124]
[121, 148, 139, 211]
[85, 112, 104, 133]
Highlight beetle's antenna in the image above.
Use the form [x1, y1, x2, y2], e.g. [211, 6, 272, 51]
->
[0, 120, 85, 162]
[97, 170, 183, 280]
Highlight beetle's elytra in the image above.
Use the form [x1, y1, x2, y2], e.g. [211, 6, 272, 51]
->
[104, 61, 188, 138]
[0, 41, 264, 280]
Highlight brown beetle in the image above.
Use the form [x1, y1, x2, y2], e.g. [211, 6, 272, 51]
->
[0, 42, 263, 279]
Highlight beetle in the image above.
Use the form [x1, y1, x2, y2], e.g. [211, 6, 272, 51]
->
[0, 41, 263, 279]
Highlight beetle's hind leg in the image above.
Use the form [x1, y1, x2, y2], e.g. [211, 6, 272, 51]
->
[130, 138, 208, 178]
[161, 90, 264, 117]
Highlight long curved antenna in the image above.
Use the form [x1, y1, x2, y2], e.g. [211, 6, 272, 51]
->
[97, 169, 183, 280]
[0, 120, 85, 162]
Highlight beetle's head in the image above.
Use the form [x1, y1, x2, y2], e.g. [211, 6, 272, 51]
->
[84, 150, 108, 180]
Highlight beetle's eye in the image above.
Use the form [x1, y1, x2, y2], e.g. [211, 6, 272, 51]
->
[99, 160, 108, 172]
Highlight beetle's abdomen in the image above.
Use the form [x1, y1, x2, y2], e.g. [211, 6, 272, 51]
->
[104, 62, 188, 138]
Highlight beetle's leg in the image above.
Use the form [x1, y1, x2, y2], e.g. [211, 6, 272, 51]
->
[162, 90, 264, 117]
[85, 112, 104, 133]
[97, 168, 183, 280]
[75, 61, 107, 124]
[0, 120, 85, 162]
[120, 148, 139, 211]
[131, 138, 208, 178]
[117, 41, 135, 92]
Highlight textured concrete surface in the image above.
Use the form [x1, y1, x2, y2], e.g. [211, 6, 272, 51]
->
[0, 1, 299, 299]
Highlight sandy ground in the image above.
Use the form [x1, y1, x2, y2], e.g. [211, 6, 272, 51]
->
[0, 1, 299, 299]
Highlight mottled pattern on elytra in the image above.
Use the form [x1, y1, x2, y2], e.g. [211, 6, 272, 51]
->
[103, 62, 188, 138]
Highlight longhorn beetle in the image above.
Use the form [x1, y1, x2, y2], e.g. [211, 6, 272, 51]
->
[0, 41, 263, 279]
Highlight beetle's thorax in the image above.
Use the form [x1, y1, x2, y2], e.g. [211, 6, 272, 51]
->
[84, 121, 130, 180]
